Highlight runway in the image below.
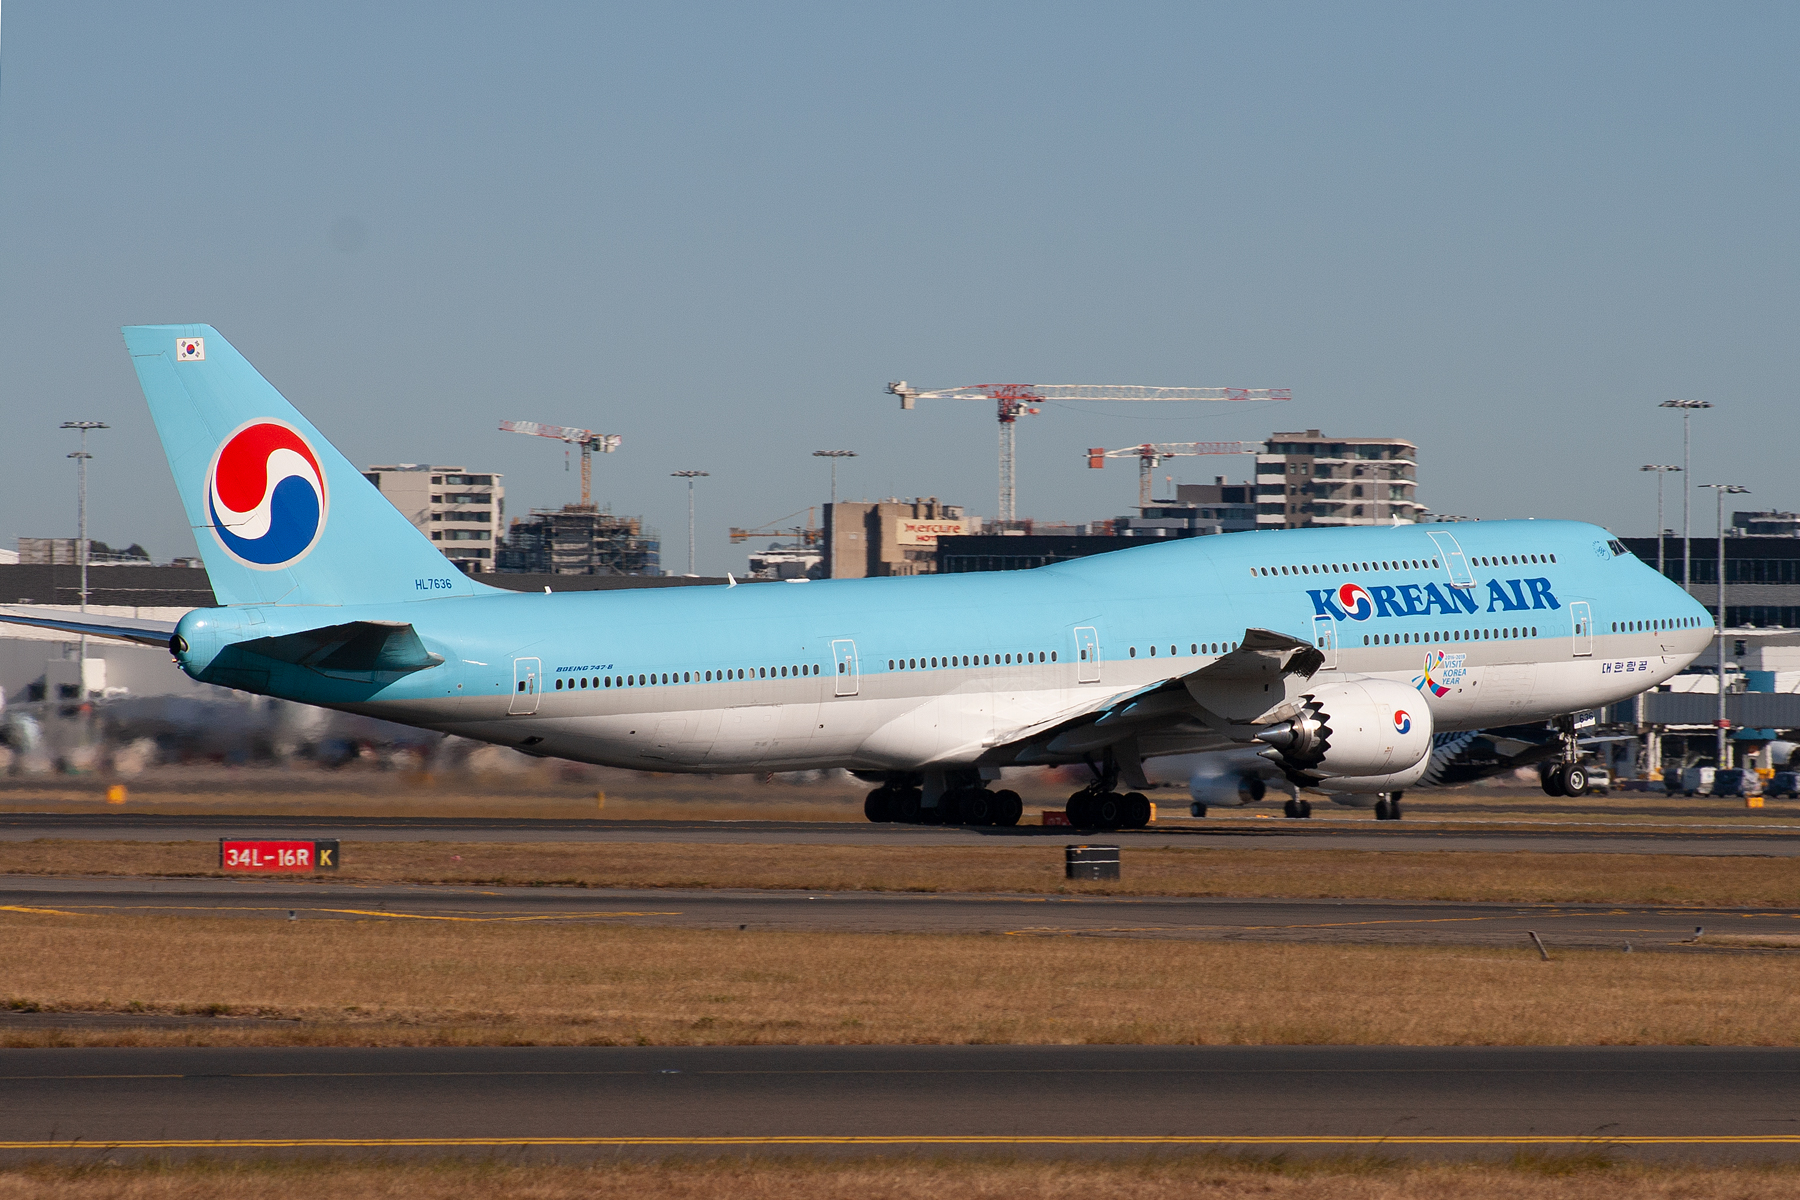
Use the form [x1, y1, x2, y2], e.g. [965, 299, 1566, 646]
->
[4, 874, 1792, 950]
[4, 1045, 1798, 1160]
[4, 810, 1799, 855]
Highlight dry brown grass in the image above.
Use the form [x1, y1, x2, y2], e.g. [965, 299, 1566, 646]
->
[3, 1157, 1800, 1200]
[5, 839, 1798, 906]
[4, 909, 1798, 1047]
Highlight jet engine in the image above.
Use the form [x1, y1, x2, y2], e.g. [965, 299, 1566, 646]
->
[1189, 771, 1267, 808]
[1253, 678, 1434, 784]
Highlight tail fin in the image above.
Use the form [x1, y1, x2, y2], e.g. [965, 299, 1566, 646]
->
[123, 324, 493, 607]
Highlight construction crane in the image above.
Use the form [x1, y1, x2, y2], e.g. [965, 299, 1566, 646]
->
[498, 420, 622, 509]
[885, 382, 1288, 523]
[1087, 441, 1265, 508]
[728, 507, 821, 548]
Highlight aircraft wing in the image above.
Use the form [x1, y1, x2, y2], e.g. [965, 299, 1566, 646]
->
[0, 605, 180, 649]
[986, 627, 1328, 784]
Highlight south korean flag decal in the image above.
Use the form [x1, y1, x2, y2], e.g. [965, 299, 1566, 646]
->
[176, 337, 205, 362]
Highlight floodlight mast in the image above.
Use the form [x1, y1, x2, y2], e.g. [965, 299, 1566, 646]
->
[500, 420, 622, 508]
[886, 382, 1288, 523]
[1659, 399, 1712, 591]
[1700, 482, 1750, 769]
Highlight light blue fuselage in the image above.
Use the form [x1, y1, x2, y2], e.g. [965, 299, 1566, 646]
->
[173, 518, 1710, 774]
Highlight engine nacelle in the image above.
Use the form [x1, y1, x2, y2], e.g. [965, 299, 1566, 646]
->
[1254, 678, 1433, 783]
[1316, 757, 1431, 793]
[1189, 771, 1267, 808]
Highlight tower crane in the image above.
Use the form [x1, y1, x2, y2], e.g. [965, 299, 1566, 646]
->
[498, 421, 622, 509]
[728, 507, 821, 547]
[885, 382, 1287, 523]
[1087, 441, 1265, 508]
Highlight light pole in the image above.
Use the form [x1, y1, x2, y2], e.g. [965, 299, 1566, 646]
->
[670, 471, 708, 575]
[1659, 400, 1711, 591]
[1639, 465, 1681, 577]
[60, 421, 109, 677]
[1700, 483, 1750, 769]
[812, 450, 857, 505]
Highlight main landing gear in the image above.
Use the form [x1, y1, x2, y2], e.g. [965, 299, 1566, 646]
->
[1062, 756, 1152, 830]
[864, 778, 1023, 826]
[1065, 789, 1152, 830]
[1373, 792, 1404, 821]
[1283, 796, 1314, 819]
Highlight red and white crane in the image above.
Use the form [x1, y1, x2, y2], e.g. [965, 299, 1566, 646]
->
[1087, 441, 1265, 508]
[499, 421, 622, 509]
[885, 382, 1287, 522]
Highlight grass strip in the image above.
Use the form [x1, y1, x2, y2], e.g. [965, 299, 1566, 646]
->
[4, 839, 1799, 906]
[4, 910, 1799, 1046]
[5, 1154, 1800, 1199]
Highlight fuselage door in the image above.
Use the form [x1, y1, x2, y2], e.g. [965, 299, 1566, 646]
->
[1427, 531, 1477, 589]
[1569, 601, 1594, 658]
[509, 657, 541, 714]
[831, 639, 860, 696]
[1312, 615, 1339, 669]
[1074, 626, 1101, 684]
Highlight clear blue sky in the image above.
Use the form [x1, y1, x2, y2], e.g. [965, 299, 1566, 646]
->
[2, 2, 1794, 573]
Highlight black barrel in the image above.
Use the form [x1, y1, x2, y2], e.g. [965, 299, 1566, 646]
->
[1065, 843, 1120, 881]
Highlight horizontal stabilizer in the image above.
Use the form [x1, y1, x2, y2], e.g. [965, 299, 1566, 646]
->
[0, 606, 179, 649]
[237, 620, 444, 681]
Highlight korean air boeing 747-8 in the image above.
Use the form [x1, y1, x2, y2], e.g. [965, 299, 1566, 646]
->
[0, 326, 1714, 826]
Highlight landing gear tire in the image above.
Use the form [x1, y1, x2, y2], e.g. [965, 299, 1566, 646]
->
[1090, 792, 1126, 830]
[1121, 792, 1152, 829]
[1375, 794, 1404, 820]
[1539, 762, 1566, 797]
[1283, 797, 1313, 819]
[893, 787, 923, 824]
[954, 788, 996, 826]
[863, 789, 894, 823]
[992, 790, 1024, 827]
[1560, 764, 1589, 798]
[1189, 802, 1208, 818]
[1067, 791, 1095, 827]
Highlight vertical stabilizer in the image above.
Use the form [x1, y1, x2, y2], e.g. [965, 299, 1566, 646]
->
[122, 324, 492, 607]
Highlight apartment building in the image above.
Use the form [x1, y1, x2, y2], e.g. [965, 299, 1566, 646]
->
[363, 464, 505, 572]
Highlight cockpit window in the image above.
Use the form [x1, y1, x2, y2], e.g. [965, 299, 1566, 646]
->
[1608, 539, 1629, 556]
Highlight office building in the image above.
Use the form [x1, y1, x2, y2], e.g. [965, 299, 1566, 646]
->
[823, 498, 971, 579]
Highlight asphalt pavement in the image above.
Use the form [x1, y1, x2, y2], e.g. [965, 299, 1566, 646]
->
[3, 874, 1791, 950]
[4, 810, 1799, 855]
[4, 1045, 1798, 1160]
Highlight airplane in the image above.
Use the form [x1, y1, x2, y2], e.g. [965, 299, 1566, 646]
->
[0, 325, 1716, 827]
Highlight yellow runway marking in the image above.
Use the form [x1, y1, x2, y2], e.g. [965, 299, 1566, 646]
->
[2, 904, 679, 922]
[4, 1134, 1800, 1149]
[0, 904, 91, 917]
[316, 908, 681, 923]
